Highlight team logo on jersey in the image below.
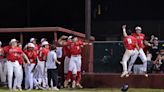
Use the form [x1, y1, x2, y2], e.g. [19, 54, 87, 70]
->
[136, 36, 144, 39]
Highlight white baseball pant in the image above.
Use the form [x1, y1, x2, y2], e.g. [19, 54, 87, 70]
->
[121, 49, 138, 72]
[33, 65, 41, 87]
[128, 48, 147, 72]
[37, 60, 47, 87]
[6, 60, 21, 89]
[25, 64, 35, 89]
[24, 64, 29, 89]
[64, 56, 70, 74]
[13, 65, 23, 89]
[69, 55, 81, 74]
[0, 59, 7, 82]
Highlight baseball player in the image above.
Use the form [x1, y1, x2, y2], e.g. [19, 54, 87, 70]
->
[59, 35, 91, 88]
[38, 41, 50, 88]
[63, 37, 84, 88]
[63, 36, 72, 84]
[30, 38, 39, 53]
[0, 41, 7, 84]
[58, 35, 73, 88]
[4, 39, 29, 91]
[128, 26, 148, 77]
[121, 25, 139, 77]
[24, 43, 38, 90]
[38, 38, 47, 49]
[13, 43, 30, 91]
[41, 38, 47, 43]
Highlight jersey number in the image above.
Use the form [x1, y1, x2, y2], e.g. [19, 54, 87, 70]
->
[127, 38, 132, 44]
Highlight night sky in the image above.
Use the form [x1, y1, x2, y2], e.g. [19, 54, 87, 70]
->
[0, 0, 164, 39]
[0, 0, 84, 28]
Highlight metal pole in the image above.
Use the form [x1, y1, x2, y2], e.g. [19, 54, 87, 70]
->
[85, 0, 91, 40]
[84, 0, 93, 73]
[20, 32, 23, 45]
[54, 32, 58, 45]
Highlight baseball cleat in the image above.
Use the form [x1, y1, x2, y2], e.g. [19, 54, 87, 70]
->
[64, 80, 69, 88]
[143, 71, 148, 77]
[38, 86, 46, 90]
[144, 73, 148, 77]
[72, 81, 76, 88]
[18, 87, 22, 91]
[125, 74, 129, 77]
[76, 83, 83, 89]
[13, 88, 18, 91]
[52, 87, 59, 91]
[48, 88, 52, 91]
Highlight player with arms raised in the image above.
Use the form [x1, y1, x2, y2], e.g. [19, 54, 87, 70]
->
[121, 25, 139, 77]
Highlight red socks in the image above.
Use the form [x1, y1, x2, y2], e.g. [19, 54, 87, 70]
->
[76, 71, 81, 83]
[66, 71, 72, 80]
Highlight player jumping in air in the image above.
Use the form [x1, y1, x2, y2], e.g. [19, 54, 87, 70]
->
[121, 25, 139, 77]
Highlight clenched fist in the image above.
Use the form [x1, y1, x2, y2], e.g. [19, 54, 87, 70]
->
[122, 25, 126, 29]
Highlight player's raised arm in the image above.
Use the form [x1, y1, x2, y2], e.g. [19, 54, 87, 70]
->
[122, 25, 128, 37]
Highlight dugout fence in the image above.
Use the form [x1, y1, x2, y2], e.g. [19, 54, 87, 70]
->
[93, 41, 164, 73]
[81, 41, 164, 88]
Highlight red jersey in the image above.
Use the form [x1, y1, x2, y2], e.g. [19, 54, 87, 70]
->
[6, 46, 23, 62]
[63, 46, 71, 57]
[63, 41, 72, 57]
[69, 40, 84, 55]
[38, 48, 49, 61]
[0, 47, 4, 59]
[38, 44, 41, 49]
[123, 36, 137, 50]
[34, 44, 39, 53]
[24, 50, 37, 64]
[132, 33, 145, 48]
[17, 53, 23, 65]
[3, 46, 10, 55]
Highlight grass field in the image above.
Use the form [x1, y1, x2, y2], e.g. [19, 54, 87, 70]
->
[0, 88, 164, 92]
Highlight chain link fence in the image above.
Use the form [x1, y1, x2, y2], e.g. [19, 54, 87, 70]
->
[93, 41, 164, 73]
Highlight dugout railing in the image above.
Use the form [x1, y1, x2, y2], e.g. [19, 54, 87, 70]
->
[0, 27, 95, 72]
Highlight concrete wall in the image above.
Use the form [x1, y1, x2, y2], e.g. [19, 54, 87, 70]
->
[82, 73, 164, 89]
